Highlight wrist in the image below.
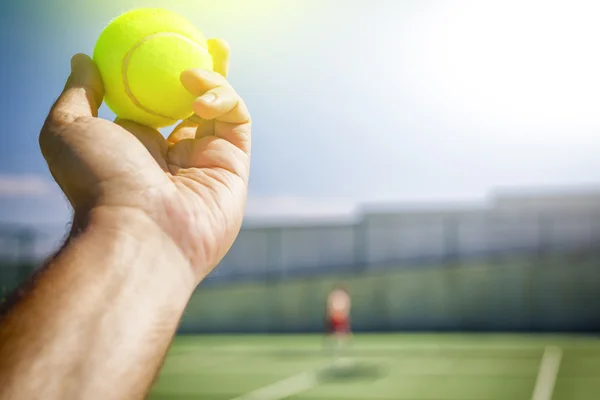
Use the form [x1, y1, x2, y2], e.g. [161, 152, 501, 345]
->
[72, 205, 198, 295]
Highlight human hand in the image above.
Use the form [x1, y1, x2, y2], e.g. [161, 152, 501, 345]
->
[39, 39, 251, 283]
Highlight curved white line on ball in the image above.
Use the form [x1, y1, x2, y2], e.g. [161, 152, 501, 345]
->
[121, 32, 209, 121]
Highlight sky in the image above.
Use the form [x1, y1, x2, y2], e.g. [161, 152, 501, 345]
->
[1, 0, 600, 234]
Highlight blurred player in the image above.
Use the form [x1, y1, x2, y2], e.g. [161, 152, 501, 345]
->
[325, 283, 352, 358]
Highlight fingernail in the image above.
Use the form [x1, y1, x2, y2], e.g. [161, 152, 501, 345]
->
[195, 68, 211, 76]
[183, 68, 210, 80]
[197, 92, 217, 103]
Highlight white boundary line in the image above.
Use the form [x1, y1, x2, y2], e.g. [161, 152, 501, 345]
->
[531, 346, 562, 400]
[225, 344, 565, 400]
[229, 370, 319, 400]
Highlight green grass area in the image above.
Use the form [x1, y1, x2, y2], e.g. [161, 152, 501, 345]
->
[149, 334, 600, 399]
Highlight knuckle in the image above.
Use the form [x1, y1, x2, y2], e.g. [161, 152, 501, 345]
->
[237, 99, 251, 122]
[39, 113, 89, 154]
[49, 108, 77, 127]
[38, 124, 64, 164]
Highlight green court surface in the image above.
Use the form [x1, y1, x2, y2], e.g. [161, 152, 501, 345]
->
[149, 334, 600, 400]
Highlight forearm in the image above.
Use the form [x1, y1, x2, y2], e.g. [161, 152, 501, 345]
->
[0, 207, 195, 400]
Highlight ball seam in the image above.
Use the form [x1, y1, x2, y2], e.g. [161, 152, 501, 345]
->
[121, 32, 209, 122]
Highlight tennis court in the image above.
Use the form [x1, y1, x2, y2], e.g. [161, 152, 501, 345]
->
[149, 334, 600, 399]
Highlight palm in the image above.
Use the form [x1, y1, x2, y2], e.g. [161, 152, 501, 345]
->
[117, 118, 250, 274]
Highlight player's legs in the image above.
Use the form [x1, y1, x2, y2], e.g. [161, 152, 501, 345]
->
[328, 318, 351, 359]
[336, 323, 351, 357]
[323, 317, 337, 356]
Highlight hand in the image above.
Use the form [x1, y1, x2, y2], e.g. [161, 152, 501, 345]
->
[39, 39, 251, 282]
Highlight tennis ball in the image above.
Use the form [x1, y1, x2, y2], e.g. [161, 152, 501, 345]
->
[93, 8, 214, 128]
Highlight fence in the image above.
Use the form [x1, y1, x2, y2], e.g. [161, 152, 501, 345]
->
[1, 206, 599, 289]
[182, 251, 600, 333]
[176, 205, 600, 332]
[206, 206, 600, 284]
[0, 203, 599, 332]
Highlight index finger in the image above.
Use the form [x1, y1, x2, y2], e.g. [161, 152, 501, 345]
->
[180, 69, 250, 124]
[180, 69, 251, 154]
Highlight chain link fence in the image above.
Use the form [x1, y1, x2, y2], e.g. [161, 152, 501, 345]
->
[1, 203, 600, 328]
[206, 207, 600, 285]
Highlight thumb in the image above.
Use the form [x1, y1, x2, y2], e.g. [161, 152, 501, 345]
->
[46, 54, 104, 129]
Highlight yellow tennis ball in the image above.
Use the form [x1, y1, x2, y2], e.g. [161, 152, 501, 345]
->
[93, 8, 213, 128]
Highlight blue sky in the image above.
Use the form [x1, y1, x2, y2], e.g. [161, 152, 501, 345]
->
[1, 0, 600, 232]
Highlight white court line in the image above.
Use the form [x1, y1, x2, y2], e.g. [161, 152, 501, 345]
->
[531, 346, 562, 400]
[230, 370, 319, 400]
